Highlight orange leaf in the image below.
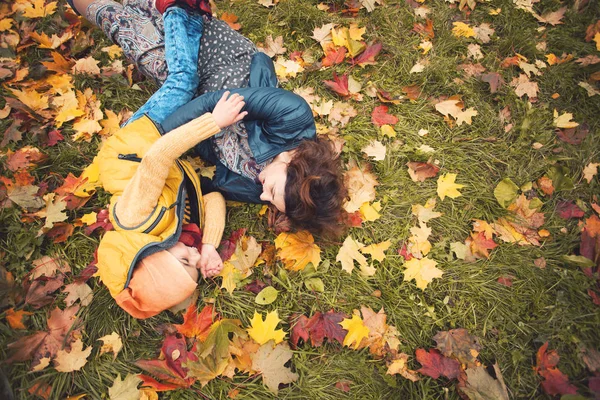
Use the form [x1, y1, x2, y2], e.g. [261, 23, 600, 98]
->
[6, 308, 33, 329]
[221, 12, 241, 30]
[41, 51, 73, 73]
[174, 304, 215, 340]
[322, 45, 346, 67]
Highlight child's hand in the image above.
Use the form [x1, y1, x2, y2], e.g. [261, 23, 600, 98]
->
[211, 91, 247, 129]
[199, 243, 224, 278]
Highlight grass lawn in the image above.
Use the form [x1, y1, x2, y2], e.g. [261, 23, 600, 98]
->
[1, 0, 599, 398]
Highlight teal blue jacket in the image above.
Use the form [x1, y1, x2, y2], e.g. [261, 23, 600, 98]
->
[159, 53, 316, 203]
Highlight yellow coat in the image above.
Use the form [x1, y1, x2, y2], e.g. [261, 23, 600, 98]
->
[95, 116, 205, 297]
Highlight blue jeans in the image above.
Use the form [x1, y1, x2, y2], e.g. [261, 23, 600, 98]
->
[126, 7, 202, 125]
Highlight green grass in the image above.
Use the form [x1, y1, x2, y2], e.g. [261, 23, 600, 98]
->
[1, 0, 600, 399]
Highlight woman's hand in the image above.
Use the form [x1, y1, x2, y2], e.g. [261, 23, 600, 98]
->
[199, 243, 224, 278]
[211, 91, 247, 129]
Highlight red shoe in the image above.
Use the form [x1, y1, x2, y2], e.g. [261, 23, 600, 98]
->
[156, 0, 212, 15]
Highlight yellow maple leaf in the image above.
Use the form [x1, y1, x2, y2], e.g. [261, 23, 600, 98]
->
[80, 212, 97, 226]
[72, 56, 101, 75]
[101, 44, 123, 59]
[339, 314, 370, 350]
[412, 198, 442, 224]
[437, 173, 465, 201]
[403, 257, 443, 290]
[380, 124, 396, 138]
[30, 31, 72, 49]
[9, 88, 50, 112]
[553, 109, 579, 129]
[73, 160, 101, 197]
[246, 311, 286, 345]
[46, 74, 74, 94]
[275, 231, 321, 271]
[53, 90, 84, 127]
[359, 200, 381, 221]
[472, 219, 495, 240]
[452, 22, 475, 38]
[434, 98, 462, 118]
[348, 23, 366, 41]
[218, 261, 238, 293]
[360, 240, 391, 262]
[99, 109, 121, 136]
[98, 332, 123, 360]
[22, 0, 57, 18]
[408, 223, 432, 257]
[336, 235, 367, 274]
[0, 18, 14, 32]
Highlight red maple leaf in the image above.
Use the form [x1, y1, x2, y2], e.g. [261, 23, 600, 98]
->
[322, 46, 347, 67]
[497, 275, 514, 287]
[289, 314, 310, 349]
[412, 19, 434, 39]
[304, 310, 348, 347]
[323, 72, 350, 97]
[25, 274, 65, 309]
[174, 304, 215, 341]
[346, 211, 363, 227]
[352, 42, 382, 66]
[535, 342, 578, 396]
[46, 222, 75, 243]
[402, 85, 421, 101]
[556, 124, 589, 145]
[136, 334, 196, 391]
[6, 306, 80, 369]
[415, 348, 461, 380]
[469, 231, 498, 259]
[371, 105, 398, 126]
[46, 130, 64, 146]
[84, 208, 114, 235]
[556, 201, 584, 219]
[398, 243, 414, 261]
[218, 228, 247, 261]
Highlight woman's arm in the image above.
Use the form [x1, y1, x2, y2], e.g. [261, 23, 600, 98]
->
[200, 192, 226, 248]
[116, 113, 221, 228]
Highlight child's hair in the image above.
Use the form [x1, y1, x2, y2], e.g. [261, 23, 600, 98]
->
[284, 139, 347, 238]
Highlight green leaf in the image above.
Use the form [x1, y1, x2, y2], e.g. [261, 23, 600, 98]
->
[494, 178, 519, 208]
[547, 166, 574, 191]
[562, 255, 595, 268]
[255, 286, 279, 305]
[304, 278, 324, 292]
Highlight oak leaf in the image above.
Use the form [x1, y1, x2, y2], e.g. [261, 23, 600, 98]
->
[251, 341, 298, 394]
[275, 231, 321, 271]
[247, 311, 286, 345]
[403, 256, 443, 290]
[339, 314, 369, 349]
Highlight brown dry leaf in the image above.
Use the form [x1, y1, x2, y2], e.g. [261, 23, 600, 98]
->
[221, 12, 241, 30]
[31, 256, 71, 279]
[386, 353, 420, 381]
[98, 332, 123, 360]
[362, 140, 386, 161]
[474, 23, 494, 43]
[257, 35, 286, 58]
[343, 163, 379, 213]
[434, 328, 482, 367]
[329, 101, 357, 127]
[63, 281, 93, 306]
[510, 74, 539, 98]
[534, 6, 567, 25]
[72, 56, 100, 75]
[406, 161, 439, 182]
[53, 338, 92, 372]
[583, 162, 599, 183]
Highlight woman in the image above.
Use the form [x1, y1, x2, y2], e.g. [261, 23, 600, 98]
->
[94, 2, 246, 318]
[68, 0, 347, 237]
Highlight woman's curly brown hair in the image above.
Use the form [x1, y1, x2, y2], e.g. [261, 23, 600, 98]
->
[284, 139, 347, 238]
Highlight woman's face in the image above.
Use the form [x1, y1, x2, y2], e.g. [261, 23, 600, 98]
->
[258, 160, 288, 212]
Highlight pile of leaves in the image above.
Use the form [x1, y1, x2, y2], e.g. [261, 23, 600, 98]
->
[1, 0, 600, 398]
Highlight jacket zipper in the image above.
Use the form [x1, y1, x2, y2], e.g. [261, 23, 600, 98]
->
[118, 153, 142, 162]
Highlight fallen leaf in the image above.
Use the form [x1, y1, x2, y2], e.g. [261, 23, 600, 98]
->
[534, 6, 567, 25]
[452, 22, 475, 38]
[339, 314, 369, 349]
[583, 162, 599, 183]
[137, 334, 196, 390]
[403, 257, 443, 290]
[406, 161, 440, 182]
[343, 163, 379, 212]
[554, 109, 579, 129]
[274, 231, 321, 271]
[481, 73, 504, 93]
[6, 308, 33, 329]
[362, 140, 386, 161]
[416, 348, 461, 379]
[412, 198, 443, 224]
[434, 328, 481, 367]
[361, 240, 391, 262]
[511, 74, 539, 98]
[371, 105, 398, 126]
[336, 235, 367, 274]
[459, 364, 509, 400]
[53, 338, 92, 372]
[175, 304, 214, 340]
[386, 353, 420, 381]
[108, 373, 142, 400]
[98, 332, 123, 360]
[437, 173, 465, 200]
[21, 0, 58, 18]
[220, 12, 241, 30]
[247, 311, 286, 345]
[63, 281, 93, 306]
[535, 342, 578, 396]
[251, 341, 298, 394]
[303, 310, 348, 347]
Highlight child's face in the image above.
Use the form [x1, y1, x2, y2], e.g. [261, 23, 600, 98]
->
[167, 242, 200, 281]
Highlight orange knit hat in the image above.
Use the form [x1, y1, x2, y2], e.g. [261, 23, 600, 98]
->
[114, 249, 197, 319]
